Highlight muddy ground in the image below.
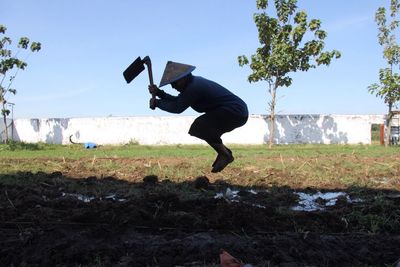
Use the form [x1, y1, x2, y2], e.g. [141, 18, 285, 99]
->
[1, 170, 400, 267]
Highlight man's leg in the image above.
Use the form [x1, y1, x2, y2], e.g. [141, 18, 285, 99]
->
[188, 110, 244, 172]
[208, 143, 234, 172]
[212, 146, 232, 167]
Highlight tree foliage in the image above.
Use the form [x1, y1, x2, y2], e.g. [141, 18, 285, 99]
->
[238, 0, 340, 147]
[0, 25, 41, 142]
[369, 0, 400, 112]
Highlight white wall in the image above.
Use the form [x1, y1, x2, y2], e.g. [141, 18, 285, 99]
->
[3, 114, 385, 145]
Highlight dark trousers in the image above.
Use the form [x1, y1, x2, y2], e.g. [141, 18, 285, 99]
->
[188, 109, 248, 144]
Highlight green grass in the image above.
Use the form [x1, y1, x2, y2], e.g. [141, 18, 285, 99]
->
[0, 142, 399, 191]
[0, 141, 398, 159]
[0, 142, 213, 159]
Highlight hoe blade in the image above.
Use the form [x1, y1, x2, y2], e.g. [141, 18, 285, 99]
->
[123, 56, 145, 84]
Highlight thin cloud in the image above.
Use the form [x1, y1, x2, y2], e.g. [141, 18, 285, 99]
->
[327, 15, 372, 32]
[16, 87, 94, 103]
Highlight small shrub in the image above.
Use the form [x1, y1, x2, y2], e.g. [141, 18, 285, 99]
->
[1, 141, 42, 151]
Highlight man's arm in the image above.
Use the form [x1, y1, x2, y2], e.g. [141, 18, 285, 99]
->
[155, 97, 189, 113]
[148, 85, 176, 100]
[148, 85, 190, 113]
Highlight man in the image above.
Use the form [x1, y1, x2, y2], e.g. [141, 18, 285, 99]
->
[148, 61, 248, 172]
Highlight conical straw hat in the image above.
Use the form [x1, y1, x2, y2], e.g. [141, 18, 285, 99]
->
[159, 61, 196, 87]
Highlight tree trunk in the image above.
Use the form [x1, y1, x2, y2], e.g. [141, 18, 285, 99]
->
[2, 112, 8, 144]
[386, 102, 393, 147]
[268, 85, 277, 148]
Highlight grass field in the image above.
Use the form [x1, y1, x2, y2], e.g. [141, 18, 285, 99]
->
[1, 142, 399, 189]
[1, 142, 399, 266]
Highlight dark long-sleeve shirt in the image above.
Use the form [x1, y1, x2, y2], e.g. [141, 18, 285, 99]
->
[155, 76, 248, 117]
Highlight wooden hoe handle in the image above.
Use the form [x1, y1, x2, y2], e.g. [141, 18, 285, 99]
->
[142, 56, 156, 110]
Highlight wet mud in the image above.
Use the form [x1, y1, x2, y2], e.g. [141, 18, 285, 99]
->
[1, 172, 399, 266]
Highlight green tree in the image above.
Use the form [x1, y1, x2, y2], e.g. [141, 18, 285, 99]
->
[368, 0, 400, 145]
[238, 0, 340, 147]
[0, 25, 41, 143]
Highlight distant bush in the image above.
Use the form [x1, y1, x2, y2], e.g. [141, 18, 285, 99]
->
[1, 141, 42, 151]
[371, 124, 381, 142]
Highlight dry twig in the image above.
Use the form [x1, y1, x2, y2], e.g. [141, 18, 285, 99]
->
[5, 190, 15, 209]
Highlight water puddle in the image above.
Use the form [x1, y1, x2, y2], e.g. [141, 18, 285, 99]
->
[61, 192, 126, 203]
[214, 188, 361, 212]
[102, 194, 127, 202]
[292, 191, 353, 212]
[214, 188, 257, 200]
[214, 188, 240, 200]
[61, 193, 96, 203]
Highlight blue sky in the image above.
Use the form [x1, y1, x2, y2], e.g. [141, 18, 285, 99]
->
[1, 0, 392, 118]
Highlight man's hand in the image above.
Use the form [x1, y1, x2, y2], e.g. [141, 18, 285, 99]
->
[149, 98, 157, 110]
[148, 85, 160, 96]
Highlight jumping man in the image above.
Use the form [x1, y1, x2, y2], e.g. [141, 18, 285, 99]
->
[148, 61, 248, 172]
